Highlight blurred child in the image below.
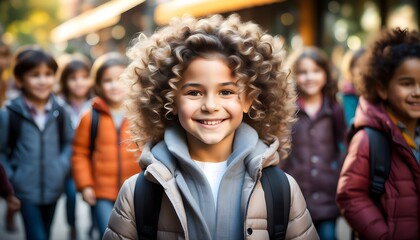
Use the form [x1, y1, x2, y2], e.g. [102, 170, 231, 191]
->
[0, 40, 10, 106]
[282, 47, 346, 240]
[336, 28, 420, 239]
[0, 46, 73, 240]
[0, 40, 19, 102]
[0, 162, 20, 231]
[58, 55, 93, 240]
[340, 48, 366, 127]
[103, 14, 318, 239]
[71, 52, 141, 239]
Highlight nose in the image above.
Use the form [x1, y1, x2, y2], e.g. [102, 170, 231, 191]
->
[38, 75, 50, 84]
[201, 95, 220, 112]
[413, 84, 420, 97]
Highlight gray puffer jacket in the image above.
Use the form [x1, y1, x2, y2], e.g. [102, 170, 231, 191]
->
[0, 95, 73, 204]
[104, 123, 318, 240]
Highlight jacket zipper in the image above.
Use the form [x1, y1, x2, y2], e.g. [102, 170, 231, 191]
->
[243, 166, 262, 237]
[40, 130, 45, 203]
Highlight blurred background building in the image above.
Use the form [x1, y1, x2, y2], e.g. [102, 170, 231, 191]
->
[0, 0, 419, 65]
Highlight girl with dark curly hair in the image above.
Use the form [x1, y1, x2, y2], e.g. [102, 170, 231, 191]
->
[337, 28, 420, 239]
[282, 47, 346, 240]
[103, 14, 319, 239]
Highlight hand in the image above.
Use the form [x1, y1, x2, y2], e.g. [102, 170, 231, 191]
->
[6, 195, 21, 211]
[82, 187, 96, 205]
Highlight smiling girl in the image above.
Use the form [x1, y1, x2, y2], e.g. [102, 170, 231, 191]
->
[103, 14, 318, 240]
[282, 47, 346, 240]
[71, 52, 141, 239]
[337, 28, 420, 240]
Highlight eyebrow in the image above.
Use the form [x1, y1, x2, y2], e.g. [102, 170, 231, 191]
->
[396, 76, 416, 82]
[180, 82, 237, 89]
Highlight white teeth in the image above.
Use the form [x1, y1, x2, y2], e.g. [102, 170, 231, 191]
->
[200, 120, 222, 125]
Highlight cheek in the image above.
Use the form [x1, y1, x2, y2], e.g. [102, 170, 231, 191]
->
[175, 101, 195, 117]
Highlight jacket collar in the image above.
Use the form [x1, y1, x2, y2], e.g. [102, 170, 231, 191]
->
[297, 95, 334, 119]
[91, 97, 111, 114]
[7, 94, 61, 120]
[140, 122, 280, 181]
[354, 96, 416, 160]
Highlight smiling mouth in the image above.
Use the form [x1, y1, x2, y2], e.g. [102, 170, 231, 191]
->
[198, 120, 224, 125]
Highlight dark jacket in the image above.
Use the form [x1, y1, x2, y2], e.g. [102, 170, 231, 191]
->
[282, 97, 345, 221]
[0, 95, 73, 204]
[336, 97, 420, 240]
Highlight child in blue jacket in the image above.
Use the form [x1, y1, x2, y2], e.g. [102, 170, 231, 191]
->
[0, 46, 73, 240]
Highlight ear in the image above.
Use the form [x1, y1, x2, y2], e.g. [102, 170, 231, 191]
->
[377, 84, 388, 101]
[242, 95, 254, 113]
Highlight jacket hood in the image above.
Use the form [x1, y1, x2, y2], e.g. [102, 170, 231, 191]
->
[353, 96, 414, 155]
[353, 97, 390, 131]
[91, 97, 111, 114]
[139, 122, 280, 180]
[7, 95, 63, 121]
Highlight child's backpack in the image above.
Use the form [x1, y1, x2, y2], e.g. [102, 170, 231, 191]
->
[89, 108, 100, 156]
[348, 126, 391, 204]
[133, 166, 291, 240]
[7, 106, 66, 158]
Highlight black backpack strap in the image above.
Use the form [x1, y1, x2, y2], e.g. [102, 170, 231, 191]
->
[134, 171, 164, 240]
[261, 166, 290, 240]
[56, 106, 66, 151]
[89, 108, 99, 157]
[365, 127, 391, 204]
[7, 108, 21, 158]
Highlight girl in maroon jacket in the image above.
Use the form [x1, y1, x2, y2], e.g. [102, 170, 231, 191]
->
[283, 47, 346, 240]
[336, 28, 420, 240]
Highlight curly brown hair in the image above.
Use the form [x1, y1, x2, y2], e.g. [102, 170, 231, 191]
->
[123, 14, 296, 159]
[359, 28, 420, 103]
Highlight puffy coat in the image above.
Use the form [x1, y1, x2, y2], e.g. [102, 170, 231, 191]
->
[336, 97, 420, 240]
[72, 97, 141, 201]
[104, 123, 319, 240]
[283, 97, 345, 221]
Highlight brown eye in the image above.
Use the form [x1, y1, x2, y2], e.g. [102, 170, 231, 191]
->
[220, 90, 234, 95]
[186, 90, 202, 96]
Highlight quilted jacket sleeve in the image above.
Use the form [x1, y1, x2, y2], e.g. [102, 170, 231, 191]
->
[103, 174, 138, 240]
[336, 130, 388, 239]
[285, 174, 319, 240]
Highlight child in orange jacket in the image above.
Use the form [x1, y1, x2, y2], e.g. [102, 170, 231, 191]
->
[71, 52, 141, 239]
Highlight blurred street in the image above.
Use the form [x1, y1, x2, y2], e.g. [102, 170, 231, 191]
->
[0, 193, 352, 240]
[0, 194, 97, 240]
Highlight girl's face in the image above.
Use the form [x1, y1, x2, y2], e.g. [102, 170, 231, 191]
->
[295, 57, 327, 98]
[174, 58, 252, 148]
[67, 69, 92, 99]
[378, 58, 420, 127]
[99, 65, 126, 108]
[18, 63, 55, 104]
